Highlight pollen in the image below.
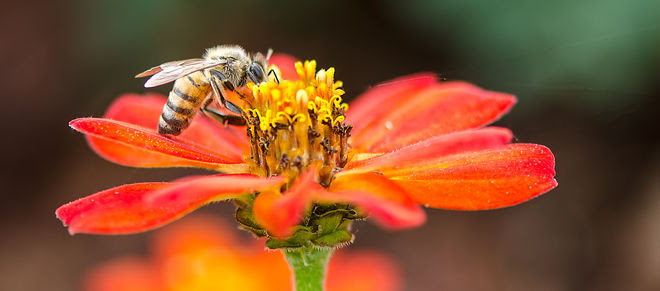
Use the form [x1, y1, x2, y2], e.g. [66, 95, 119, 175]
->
[242, 60, 351, 186]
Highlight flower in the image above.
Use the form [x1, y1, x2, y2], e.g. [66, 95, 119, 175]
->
[56, 54, 557, 248]
[83, 215, 402, 291]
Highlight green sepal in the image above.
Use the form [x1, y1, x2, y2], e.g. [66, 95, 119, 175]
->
[233, 193, 256, 207]
[312, 229, 354, 247]
[235, 206, 267, 237]
[313, 212, 344, 235]
[236, 198, 362, 249]
[266, 226, 316, 249]
[337, 216, 353, 231]
[313, 204, 363, 220]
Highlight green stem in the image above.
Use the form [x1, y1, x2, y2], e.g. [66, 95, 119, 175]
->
[283, 246, 334, 291]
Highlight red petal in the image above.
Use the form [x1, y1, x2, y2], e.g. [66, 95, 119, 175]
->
[103, 93, 164, 128]
[268, 53, 300, 81]
[56, 183, 174, 234]
[345, 73, 438, 134]
[85, 94, 249, 167]
[346, 127, 512, 171]
[384, 144, 557, 210]
[253, 170, 319, 238]
[349, 81, 516, 152]
[254, 169, 425, 237]
[56, 175, 283, 234]
[323, 172, 426, 229]
[105, 94, 249, 156]
[147, 174, 286, 206]
[253, 190, 296, 238]
[72, 118, 246, 170]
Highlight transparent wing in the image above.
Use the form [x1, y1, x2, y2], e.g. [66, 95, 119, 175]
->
[135, 59, 204, 78]
[135, 58, 228, 88]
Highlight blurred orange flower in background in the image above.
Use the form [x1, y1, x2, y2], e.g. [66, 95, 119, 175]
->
[83, 216, 402, 291]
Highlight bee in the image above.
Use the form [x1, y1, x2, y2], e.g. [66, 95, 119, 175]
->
[136, 45, 277, 135]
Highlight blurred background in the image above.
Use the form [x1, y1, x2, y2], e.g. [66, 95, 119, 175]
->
[2, 0, 659, 290]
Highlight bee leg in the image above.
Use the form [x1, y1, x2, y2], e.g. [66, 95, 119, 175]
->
[200, 95, 246, 126]
[201, 106, 247, 126]
[209, 69, 245, 115]
[247, 71, 260, 84]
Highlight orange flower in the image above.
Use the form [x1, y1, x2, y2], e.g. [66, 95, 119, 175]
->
[83, 216, 402, 291]
[56, 54, 557, 247]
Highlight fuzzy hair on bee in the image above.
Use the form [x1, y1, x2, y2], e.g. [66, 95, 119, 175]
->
[135, 45, 273, 135]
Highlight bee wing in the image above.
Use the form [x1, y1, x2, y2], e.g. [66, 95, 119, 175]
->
[135, 59, 202, 78]
[136, 58, 228, 88]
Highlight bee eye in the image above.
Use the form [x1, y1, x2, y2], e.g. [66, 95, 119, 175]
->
[249, 63, 265, 83]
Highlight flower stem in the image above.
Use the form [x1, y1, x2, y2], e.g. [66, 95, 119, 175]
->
[283, 246, 334, 291]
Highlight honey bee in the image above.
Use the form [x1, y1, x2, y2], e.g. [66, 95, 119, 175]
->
[136, 45, 276, 135]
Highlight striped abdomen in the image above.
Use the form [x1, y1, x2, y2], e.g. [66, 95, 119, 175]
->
[158, 72, 210, 135]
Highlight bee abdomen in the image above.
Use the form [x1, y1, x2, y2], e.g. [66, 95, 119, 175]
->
[158, 80, 204, 135]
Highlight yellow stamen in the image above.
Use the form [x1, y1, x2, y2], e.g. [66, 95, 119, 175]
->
[241, 60, 351, 184]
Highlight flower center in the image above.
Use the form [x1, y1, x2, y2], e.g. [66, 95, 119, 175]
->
[242, 60, 352, 187]
[232, 60, 359, 248]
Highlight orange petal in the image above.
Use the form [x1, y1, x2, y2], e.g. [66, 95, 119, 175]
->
[385, 144, 557, 210]
[346, 127, 512, 171]
[83, 257, 162, 291]
[268, 53, 300, 81]
[345, 73, 438, 135]
[327, 251, 403, 291]
[150, 216, 292, 291]
[151, 215, 241, 261]
[83, 94, 249, 169]
[324, 172, 426, 229]
[104, 94, 249, 156]
[349, 81, 516, 152]
[56, 175, 283, 234]
[253, 170, 320, 238]
[72, 118, 246, 170]
[84, 216, 403, 291]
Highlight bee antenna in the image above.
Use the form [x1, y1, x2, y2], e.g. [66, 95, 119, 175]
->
[266, 48, 273, 61]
